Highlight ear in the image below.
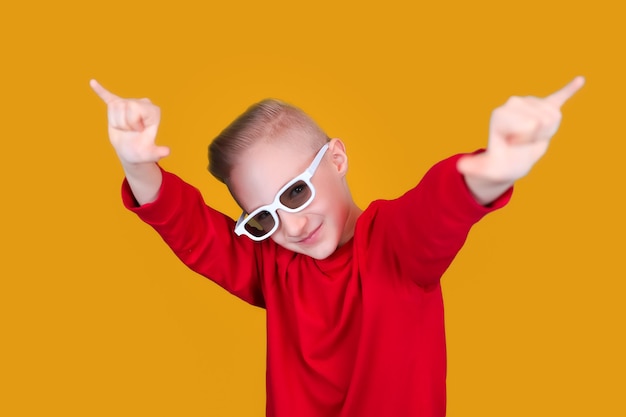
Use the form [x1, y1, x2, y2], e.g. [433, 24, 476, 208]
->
[328, 138, 349, 176]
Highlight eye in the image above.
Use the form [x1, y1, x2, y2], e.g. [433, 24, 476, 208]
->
[246, 210, 275, 233]
[255, 210, 271, 222]
[280, 180, 312, 209]
[290, 184, 305, 198]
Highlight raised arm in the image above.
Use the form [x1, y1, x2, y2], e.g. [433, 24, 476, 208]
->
[90, 79, 170, 205]
[457, 76, 585, 205]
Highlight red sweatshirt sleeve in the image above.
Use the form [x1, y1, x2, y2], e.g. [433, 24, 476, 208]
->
[121, 168, 266, 308]
[366, 152, 512, 287]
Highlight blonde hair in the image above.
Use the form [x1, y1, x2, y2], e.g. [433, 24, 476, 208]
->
[208, 99, 329, 185]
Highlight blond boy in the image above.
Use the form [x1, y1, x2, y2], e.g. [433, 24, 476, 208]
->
[91, 77, 584, 417]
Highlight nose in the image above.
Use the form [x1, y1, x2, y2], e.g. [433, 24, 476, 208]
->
[277, 210, 308, 238]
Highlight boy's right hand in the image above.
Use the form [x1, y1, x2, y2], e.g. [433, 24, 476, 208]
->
[90, 79, 170, 165]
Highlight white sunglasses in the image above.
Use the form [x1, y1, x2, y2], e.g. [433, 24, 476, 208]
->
[235, 143, 330, 241]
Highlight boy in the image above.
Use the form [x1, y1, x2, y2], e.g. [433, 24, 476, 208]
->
[90, 76, 584, 417]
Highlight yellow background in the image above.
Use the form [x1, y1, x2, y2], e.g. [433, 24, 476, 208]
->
[1, 1, 624, 416]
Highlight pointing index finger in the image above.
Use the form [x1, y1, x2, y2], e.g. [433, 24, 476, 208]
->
[545, 76, 586, 108]
[89, 79, 120, 104]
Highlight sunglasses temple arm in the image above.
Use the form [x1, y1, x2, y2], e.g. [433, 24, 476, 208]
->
[307, 143, 330, 174]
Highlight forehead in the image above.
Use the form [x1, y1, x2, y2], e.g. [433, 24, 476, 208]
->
[229, 140, 318, 212]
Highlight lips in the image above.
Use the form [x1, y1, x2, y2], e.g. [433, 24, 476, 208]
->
[298, 224, 321, 244]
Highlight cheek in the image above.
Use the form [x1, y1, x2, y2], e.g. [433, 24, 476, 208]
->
[269, 233, 286, 247]
[307, 195, 334, 221]
[315, 181, 346, 217]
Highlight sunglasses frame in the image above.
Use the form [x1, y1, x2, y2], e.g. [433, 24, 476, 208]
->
[234, 143, 330, 241]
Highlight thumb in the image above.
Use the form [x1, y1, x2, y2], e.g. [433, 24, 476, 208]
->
[151, 145, 171, 160]
[456, 153, 484, 177]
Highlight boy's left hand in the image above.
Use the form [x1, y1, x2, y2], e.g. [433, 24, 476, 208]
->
[457, 76, 585, 204]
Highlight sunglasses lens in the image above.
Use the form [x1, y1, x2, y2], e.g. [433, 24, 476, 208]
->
[279, 180, 313, 209]
[241, 180, 313, 239]
[244, 210, 276, 238]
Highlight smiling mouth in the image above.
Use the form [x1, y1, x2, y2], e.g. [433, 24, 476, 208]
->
[298, 224, 321, 244]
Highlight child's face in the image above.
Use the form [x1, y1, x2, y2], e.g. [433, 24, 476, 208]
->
[229, 138, 356, 259]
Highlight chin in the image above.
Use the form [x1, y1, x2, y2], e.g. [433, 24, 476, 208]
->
[274, 226, 342, 259]
[298, 239, 340, 260]
[304, 248, 334, 260]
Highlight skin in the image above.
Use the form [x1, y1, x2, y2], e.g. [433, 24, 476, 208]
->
[457, 76, 586, 204]
[229, 137, 362, 259]
[90, 76, 585, 258]
[90, 80, 169, 205]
